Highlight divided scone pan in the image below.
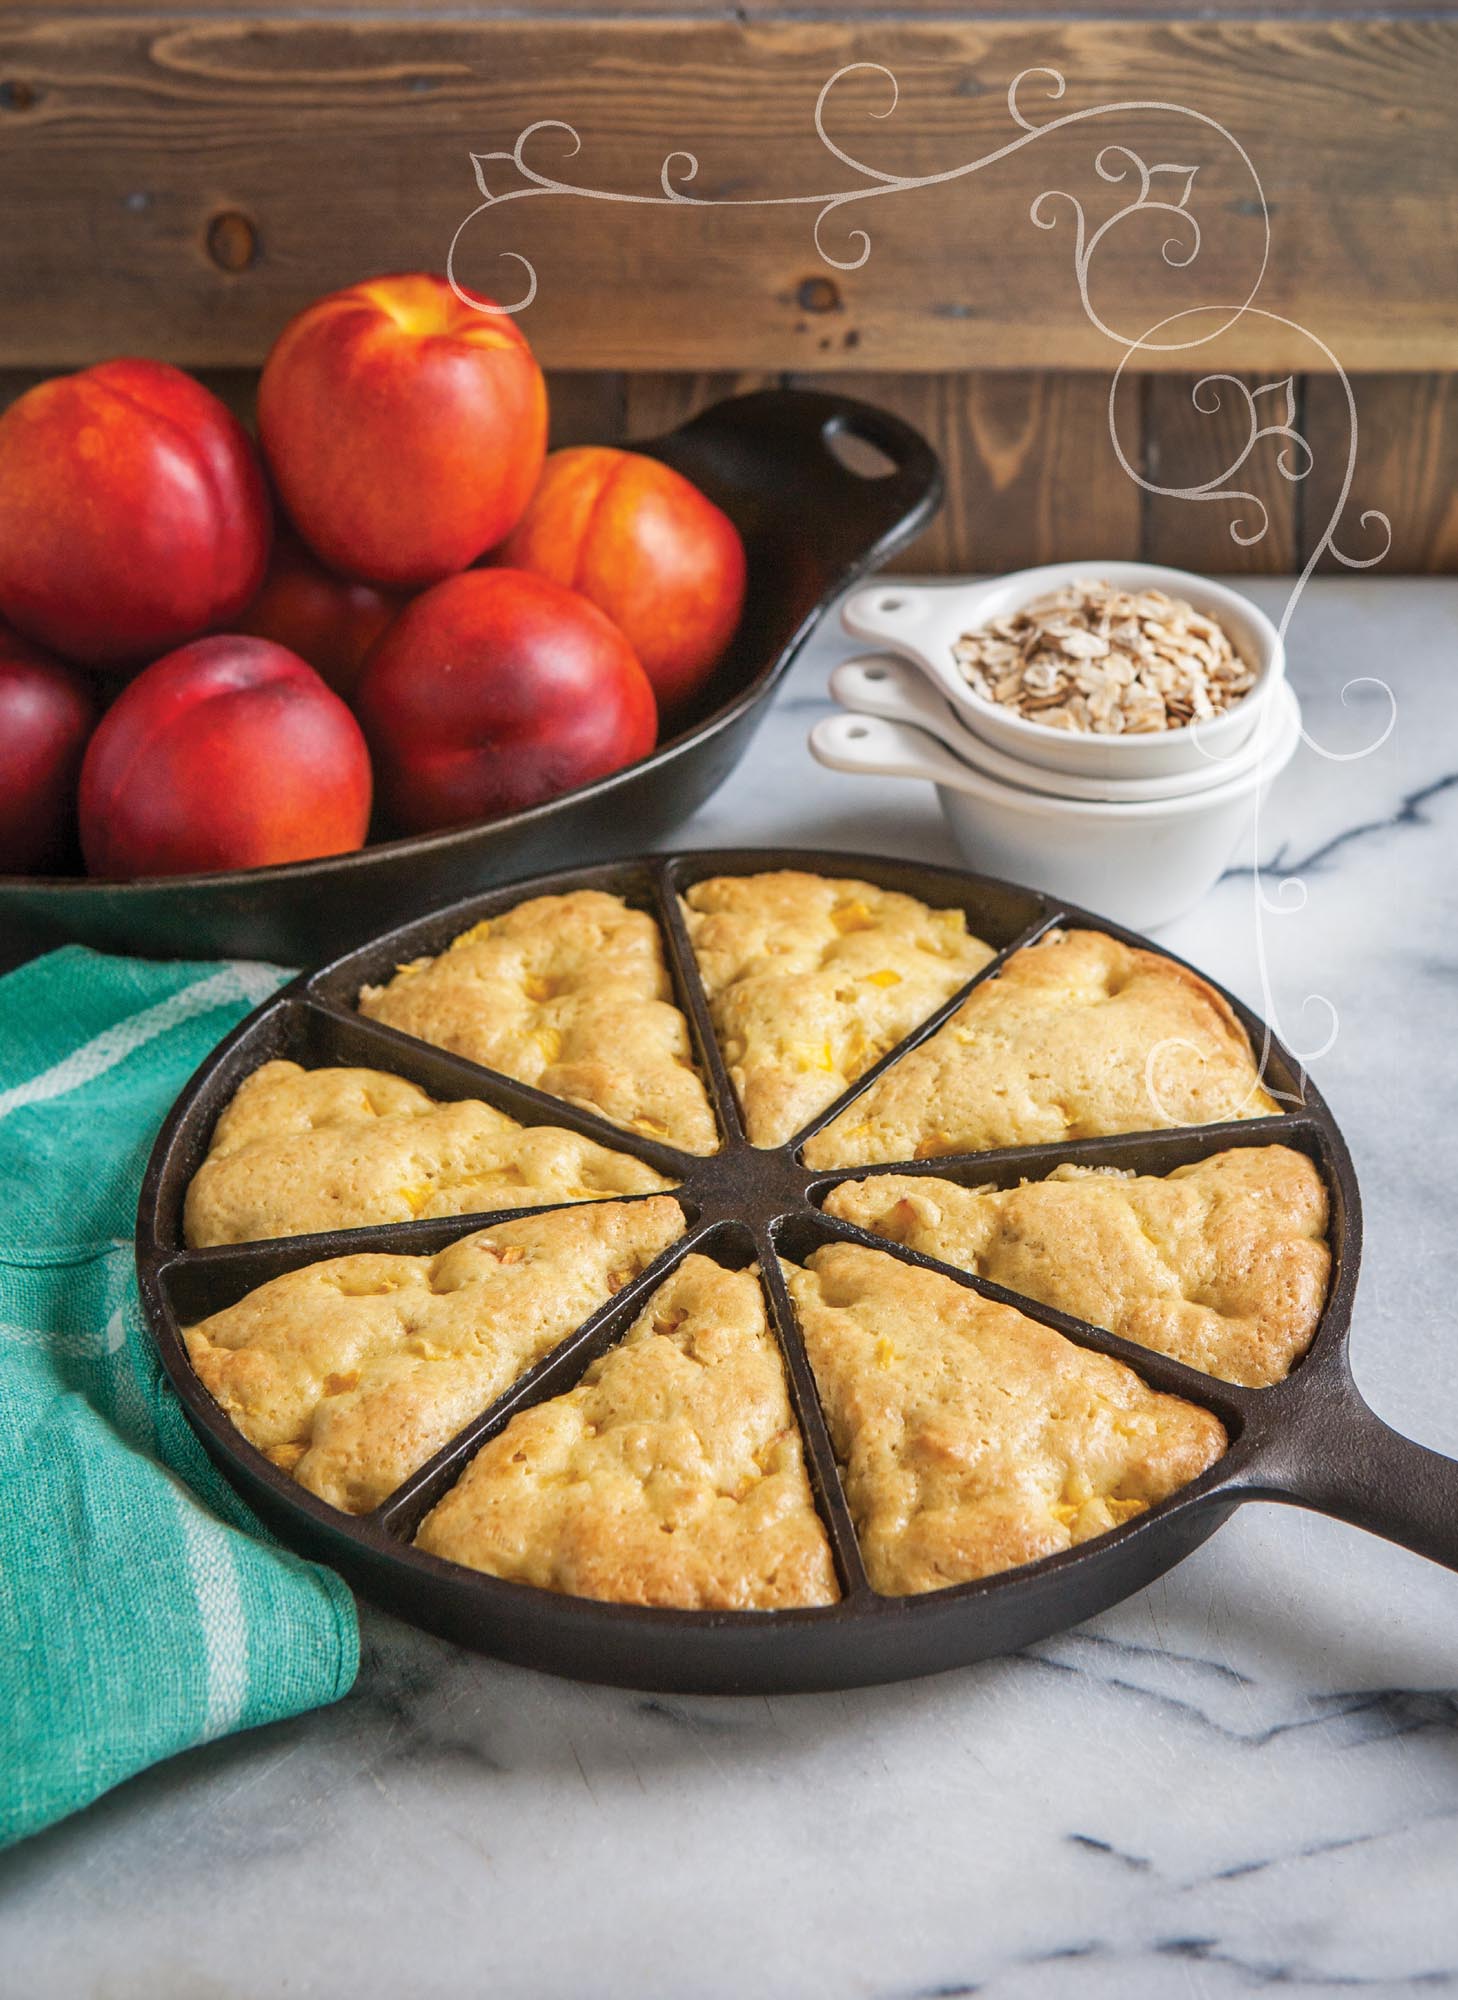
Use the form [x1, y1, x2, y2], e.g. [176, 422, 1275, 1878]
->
[136, 850, 1458, 1694]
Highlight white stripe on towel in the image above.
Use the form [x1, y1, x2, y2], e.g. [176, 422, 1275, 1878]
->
[170, 1479, 252, 1740]
[0, 963, 284, 1122]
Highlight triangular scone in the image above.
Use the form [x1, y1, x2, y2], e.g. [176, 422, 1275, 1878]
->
[681, 871, 994, 1147]
[183, 1197, 684, 1515]
[415, 1255, 839, 1609]
[358, 890, 718, 1155]
[805, 929, 1277, 1168]
[785, 1241, 1226, 1594]
[183, 1060, 675, 1248]
[824, 1146, 1329, 1389]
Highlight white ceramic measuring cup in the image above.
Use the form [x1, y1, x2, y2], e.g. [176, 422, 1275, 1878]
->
[839, 561, 1285, 782]
[828, 655, 1285, 805]
[808, 682, 1303, 930]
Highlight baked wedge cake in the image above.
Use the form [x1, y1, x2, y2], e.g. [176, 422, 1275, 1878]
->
[681, 870, 994, 1147]
[416, 1255, 839, 1609]
[183, 1060, 675, 1248]
[358, 889, 718, 1155]
[182, 1197, 684, 1515]
[824, 1146, 1329, 1389]
[785, 1241, 1227, 1594]
[805, 928, 1277, 1168]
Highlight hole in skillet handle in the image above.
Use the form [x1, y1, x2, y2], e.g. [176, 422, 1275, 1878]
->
[810, 400, 942, 531]
[822, 418, 900, 482]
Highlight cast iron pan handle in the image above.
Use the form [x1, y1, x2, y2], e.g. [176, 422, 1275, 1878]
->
[1239, 1356, 1458, 1573]
[655, 387, 945, 563]
[810, 392, 946, 530]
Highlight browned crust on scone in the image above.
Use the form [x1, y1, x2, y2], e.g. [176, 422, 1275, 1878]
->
[183, 1059, 675, 1248]
[681, 870, 993, 1147]
[824, 1146, 1329, 1388]
[785, 1241, 1227, 1595]
[415, 1255, 839, 1609]
[805, 929, 1278, 1168]
[357, 890, 718, 1155]
[182, 1197, 685, 1515]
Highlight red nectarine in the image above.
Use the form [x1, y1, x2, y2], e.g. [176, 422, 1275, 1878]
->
[498, 447, 746, 717]
[0, 623, 96, 874]
[354, 568, 656, 833]
[258, 273, 547, 590]
[0, 361, 271, 670]
[239, 529, 403, 698]
[79, 637, 372, 880]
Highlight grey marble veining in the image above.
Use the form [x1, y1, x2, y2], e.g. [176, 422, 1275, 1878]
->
[3, 578, 1456, 1999]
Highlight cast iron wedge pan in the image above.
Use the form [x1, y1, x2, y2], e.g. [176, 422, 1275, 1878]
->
[0, 392, 940, 965]
[138, 849, 1458, 1696]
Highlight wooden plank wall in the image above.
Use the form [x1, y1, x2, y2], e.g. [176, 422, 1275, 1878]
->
[2, 6, 1455, 571]
[4, 11, 1455, 372]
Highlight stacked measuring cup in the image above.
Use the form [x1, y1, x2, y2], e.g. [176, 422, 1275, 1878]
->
[810, 561, 1301, 929]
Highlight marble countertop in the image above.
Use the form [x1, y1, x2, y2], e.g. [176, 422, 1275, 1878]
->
[4, 577, 1457, 1998]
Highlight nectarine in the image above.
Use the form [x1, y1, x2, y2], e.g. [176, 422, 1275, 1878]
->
[79, 637, 372, 880]
[0, 361, 271, 670]
[354, 568, 656, 833]
[0, 624, 96, 874]
[239, 529, 403, 698]
[498, 447, 746, 717]
[258, 273, 547, 589]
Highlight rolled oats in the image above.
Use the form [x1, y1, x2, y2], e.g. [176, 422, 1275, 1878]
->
[952, 578, 1257, 735]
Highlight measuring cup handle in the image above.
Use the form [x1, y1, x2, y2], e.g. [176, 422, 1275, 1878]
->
[808, 711, 982, 792]
[1249, 1368, 1458, 1574]
[828, 655, 952, 735]
[841, 581, 993, 653]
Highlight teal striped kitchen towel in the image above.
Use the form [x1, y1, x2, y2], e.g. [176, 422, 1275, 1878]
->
[0, 946, 359, 1849]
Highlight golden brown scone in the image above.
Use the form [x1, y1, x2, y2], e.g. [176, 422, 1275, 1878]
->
[415, 1254, 838, 1609]
[823, 1146, 1329, 1388]
[183, 1059, 675, 1248]
[358, 890, 717, 1155]
[682, 871, 993, 1147]
[785, 1241, 1226, 1594]
[805, 928, 1277, 1168]
[182, 1197, 684, 1515]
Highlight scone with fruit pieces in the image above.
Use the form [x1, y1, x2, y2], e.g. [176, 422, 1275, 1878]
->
[824, 1146, 1328, 1389]
[681, 870, 993, 1146]
[806, 928, 1276, 1167]
[184, 1059, 674, 1247]
[182, 1197, 684, 1514]
[785, 1241, 1226, 1594]
[358, 889, 717, 1154]
[416, 1254, 838, 1609]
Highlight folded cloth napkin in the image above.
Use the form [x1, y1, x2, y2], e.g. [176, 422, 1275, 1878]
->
[0, 945, 359, 1850]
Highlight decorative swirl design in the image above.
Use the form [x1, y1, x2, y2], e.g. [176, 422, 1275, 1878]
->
[449, 61, 1394, 1107]
[448, 61, 1271, 350]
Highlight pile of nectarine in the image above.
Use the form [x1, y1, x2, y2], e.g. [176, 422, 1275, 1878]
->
[0, 272, 746, 882]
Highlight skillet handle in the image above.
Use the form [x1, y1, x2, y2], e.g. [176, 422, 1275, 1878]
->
[649, 387, 945, 569]
[1249, 1369, 1458, 1574]
[810, 392, 946, 533]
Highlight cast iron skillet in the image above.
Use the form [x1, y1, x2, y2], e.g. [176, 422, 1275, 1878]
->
[136, 849, 1458, 1695]
[0, 393, 940, 965]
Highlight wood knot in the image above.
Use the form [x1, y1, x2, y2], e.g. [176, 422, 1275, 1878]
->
[207, 210, 259, 274]
[0, 80, 39, 112]
[797, 276, 841, 315]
